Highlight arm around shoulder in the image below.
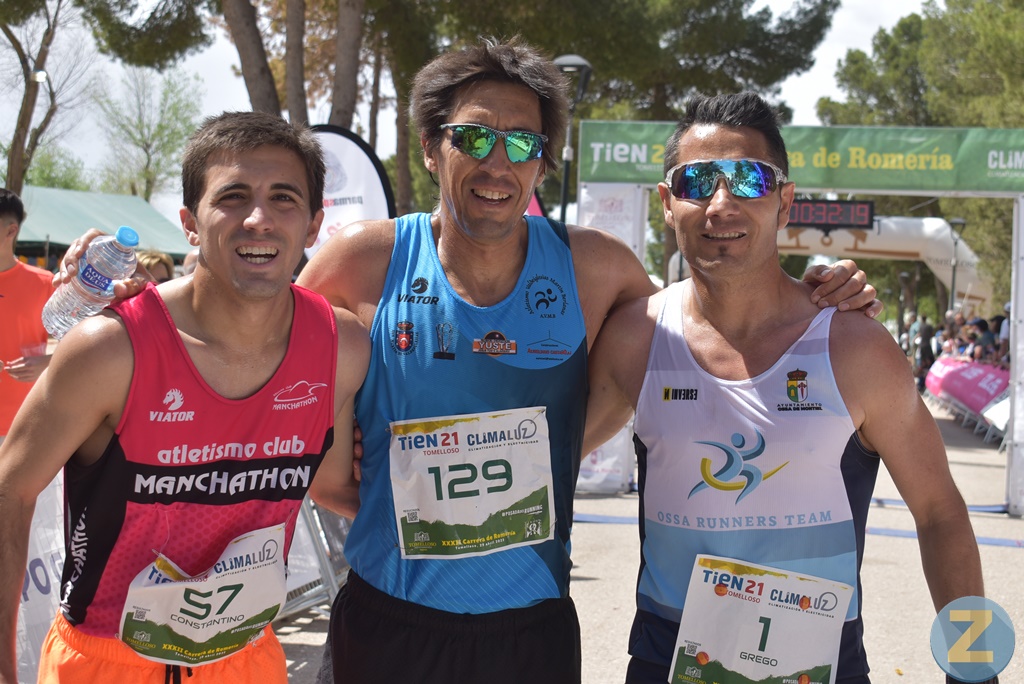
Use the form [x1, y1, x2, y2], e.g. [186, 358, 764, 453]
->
[308, 307, 370, 519]
[567, 225, 659, 344]
[583, 293, 660, 456]
[296, 219, 394, 320]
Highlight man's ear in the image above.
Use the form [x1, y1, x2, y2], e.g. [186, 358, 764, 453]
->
[306, 209, 325, 249]
[657, 183, 674, 226]
[2, 219, 18, 242]
[180, 208, 200, 246]
[777, 182, 795, 232]
[422, 132, 438, 174]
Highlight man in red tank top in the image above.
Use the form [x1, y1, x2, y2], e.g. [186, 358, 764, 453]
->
[0, 112, 368, 684]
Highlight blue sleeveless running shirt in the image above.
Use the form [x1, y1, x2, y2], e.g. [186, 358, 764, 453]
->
[630, 282, 879, 679]
[344, 213, 587, 613]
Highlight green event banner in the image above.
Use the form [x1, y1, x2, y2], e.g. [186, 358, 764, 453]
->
[578, 121, 1024, 195]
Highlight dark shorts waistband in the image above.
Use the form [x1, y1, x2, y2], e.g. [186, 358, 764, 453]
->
[343, 569, 575, 634]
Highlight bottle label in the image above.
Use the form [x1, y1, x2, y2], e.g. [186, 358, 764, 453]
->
[79, 261, 114, 294]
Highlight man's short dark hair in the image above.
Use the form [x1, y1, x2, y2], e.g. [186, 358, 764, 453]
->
[0, 188, 26, 227]
[181, 112, 325, 218]
[664, 92, 789, 177]
[411, 36, 570, 173]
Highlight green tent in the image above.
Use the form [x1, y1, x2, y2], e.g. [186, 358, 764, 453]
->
[17, 186, 192, 258]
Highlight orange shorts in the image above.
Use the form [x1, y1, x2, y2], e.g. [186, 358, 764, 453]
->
[37, 613, 288, 684]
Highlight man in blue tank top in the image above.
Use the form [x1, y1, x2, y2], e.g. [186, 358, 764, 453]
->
[585, 93, 993, 684]
[297, 40, 880, 684]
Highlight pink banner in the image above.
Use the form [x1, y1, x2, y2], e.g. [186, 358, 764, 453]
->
[925, 357, 1009, 414]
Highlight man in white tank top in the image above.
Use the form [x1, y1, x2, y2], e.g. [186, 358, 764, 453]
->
[584, 93, 990, 684]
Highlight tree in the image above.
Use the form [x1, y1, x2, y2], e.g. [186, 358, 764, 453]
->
[816, 14, 934, 127]
[23, 144, 92, 190]
[2, 0, 92, 195]
[94, 67, 203, 201]
[77, 0, 212, 68]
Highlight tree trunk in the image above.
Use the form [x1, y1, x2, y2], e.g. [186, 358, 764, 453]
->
[221, 0, 281, 115]
[284, 0, 307, 125]
[368, 35, 383, 150]
[3, 0, 61, 195]
[394, 90, 412, 216]
[327, 0, 365, 128]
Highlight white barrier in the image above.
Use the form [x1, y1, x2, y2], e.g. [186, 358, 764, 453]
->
[578, 423, 635, 494]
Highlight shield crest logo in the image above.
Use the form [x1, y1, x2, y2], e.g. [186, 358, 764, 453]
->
[787, 369, 808, 403]
[393, 321, 417, 354]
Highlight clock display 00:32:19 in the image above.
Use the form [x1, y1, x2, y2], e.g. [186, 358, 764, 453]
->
[787, 199, 875, 229]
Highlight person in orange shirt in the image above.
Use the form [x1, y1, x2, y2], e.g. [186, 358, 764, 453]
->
[0, 189, 54, 442]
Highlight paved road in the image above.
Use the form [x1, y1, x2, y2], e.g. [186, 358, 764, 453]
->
[278, 401, 1023, 683]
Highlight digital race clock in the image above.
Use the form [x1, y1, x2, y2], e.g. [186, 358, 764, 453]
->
[787, 199, 875, 229]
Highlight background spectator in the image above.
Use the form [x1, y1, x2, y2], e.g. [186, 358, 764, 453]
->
[135, 249, 175, 283]
[0, 189, 54, 443]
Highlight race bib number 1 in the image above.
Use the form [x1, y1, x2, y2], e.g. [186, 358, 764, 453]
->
[119, 524, 287, 666]
[390, 407, 555, 559]
[670, 555, 853, 684]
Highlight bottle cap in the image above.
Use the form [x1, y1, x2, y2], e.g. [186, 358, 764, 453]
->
[115, 225, 140, 247]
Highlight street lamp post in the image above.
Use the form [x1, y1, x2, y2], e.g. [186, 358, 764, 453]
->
[948, 217, 966, 312]
[553, 54, 592, 224]
[897, 271, 910, 344]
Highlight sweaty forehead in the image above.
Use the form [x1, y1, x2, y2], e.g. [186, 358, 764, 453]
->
[677, 124, 771, 164]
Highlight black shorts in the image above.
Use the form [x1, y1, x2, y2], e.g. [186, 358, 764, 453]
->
[320, 570, 581, 684]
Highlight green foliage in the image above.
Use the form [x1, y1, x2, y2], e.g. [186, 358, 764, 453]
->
[0, 0, 47, 25]
[76, 0, 212, 68]
[94, 67, 203, 201]
[77, 0, 213, 68]
[779, 254, 811, 279]
[920, 0, 1024, 128]
[816, 14, 934, 126]
[374, 0, 839, 123]
[382, 128, 437, 215]
[23, 145, 93, 190]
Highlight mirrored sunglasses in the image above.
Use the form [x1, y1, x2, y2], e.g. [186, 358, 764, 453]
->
[665, 159, 788, 200]
[440, 123, 547, 163]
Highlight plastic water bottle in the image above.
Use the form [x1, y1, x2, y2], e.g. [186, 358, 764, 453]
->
[42, 226, 140, 340]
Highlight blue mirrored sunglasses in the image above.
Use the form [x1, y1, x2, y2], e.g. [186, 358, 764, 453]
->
[665, 159, 788, 200]
[440, 123, 547, 163]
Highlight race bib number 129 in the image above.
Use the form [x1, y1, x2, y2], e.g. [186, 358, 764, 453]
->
[389, 407, 555, 559]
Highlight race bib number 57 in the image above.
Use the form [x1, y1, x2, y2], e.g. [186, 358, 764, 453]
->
[119, 524, 286, 666]
[389, 407, 555, 559]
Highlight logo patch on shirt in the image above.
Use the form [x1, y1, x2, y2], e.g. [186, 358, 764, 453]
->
[149, 388, 195, 422]
[525, 333, 572, 361]
[777, 369, 823, 412]
[396, 277, 438, 305]
[472, 330, 517, 356]
[663, 387, 698, 401]
[688, 430, 788, 504]
[524, 274, 567, 318]
[433, 322, 457, 360]
[273, 380, 328, 410]
[787, 369, 808, 402]
[391, 321, 418, 355]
